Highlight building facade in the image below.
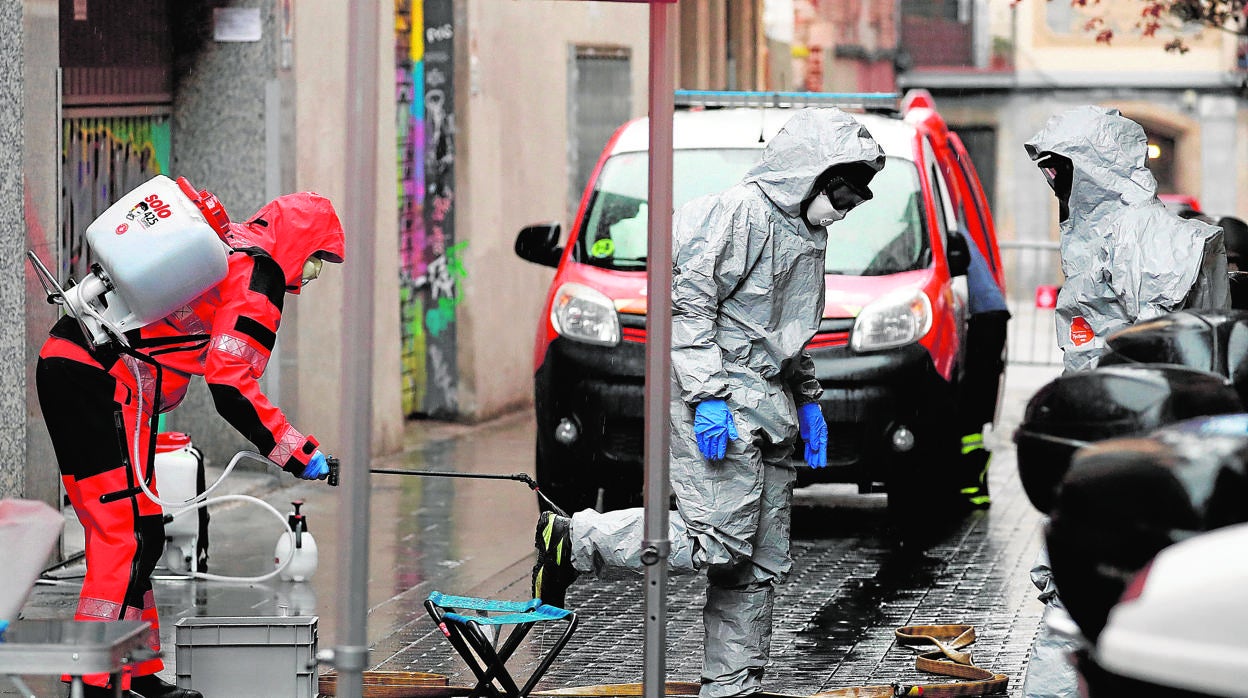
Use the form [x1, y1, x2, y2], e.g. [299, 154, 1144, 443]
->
[12, 0, 406, 502]
[17, 0, 1242, 503]
[8, 0, 774, 503]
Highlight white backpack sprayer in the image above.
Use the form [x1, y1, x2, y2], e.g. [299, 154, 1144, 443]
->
[29, 175, 337, 585]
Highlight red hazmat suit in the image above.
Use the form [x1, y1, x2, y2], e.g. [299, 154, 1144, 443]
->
[36, 191, 345, 690]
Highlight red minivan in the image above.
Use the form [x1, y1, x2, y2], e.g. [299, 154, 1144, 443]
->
[515, 91, 1006, 513]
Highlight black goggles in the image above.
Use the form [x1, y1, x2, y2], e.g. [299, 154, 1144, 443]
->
[1035, 154, 1070, 192]
[821, 175, 873, 204]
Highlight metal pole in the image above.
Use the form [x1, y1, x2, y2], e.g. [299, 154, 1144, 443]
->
[643, 4, 676, 698]
[335, 1, 379, 697]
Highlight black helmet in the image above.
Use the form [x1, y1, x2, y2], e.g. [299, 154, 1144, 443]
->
[1218, 215, 1248, 263]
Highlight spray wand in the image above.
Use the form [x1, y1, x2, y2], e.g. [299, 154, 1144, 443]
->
[369, 468, 567, 517]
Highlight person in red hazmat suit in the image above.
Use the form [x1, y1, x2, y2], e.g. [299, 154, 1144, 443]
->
[35, 190, 345, 698]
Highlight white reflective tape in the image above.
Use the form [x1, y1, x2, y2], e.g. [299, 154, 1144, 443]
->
[77, 596, 123, 620]
[211, 334, 270, 375]
[269, 423, 306, 465]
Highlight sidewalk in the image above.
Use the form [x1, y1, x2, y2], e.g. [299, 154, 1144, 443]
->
[10, 364, 1059, 696]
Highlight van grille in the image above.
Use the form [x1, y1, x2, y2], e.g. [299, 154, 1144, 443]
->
[602, 420, 644, 462]
[826, 425, 864, 464]
[615, 317, 849, 349]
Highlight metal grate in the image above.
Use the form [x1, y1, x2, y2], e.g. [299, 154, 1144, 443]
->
[59, 0, 173, 107]
[568, 46, 632, 221]
[601, 419, 644, 462]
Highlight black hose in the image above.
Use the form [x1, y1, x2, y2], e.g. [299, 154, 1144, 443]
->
[369, 468, 567, 517]
[41, 550, 86, 576]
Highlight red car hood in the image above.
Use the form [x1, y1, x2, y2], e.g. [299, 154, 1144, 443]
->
[558, 263, 935, 320]
[823, 268, 935, 318]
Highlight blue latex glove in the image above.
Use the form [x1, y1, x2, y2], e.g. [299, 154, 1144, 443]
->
[693, 399, 739, 460]
[300, 451, 330, 480]
[798, 402, 828, 468]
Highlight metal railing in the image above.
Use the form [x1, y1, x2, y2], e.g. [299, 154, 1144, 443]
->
[673, 89, 900, 111]
[999, 239, 1063, 367]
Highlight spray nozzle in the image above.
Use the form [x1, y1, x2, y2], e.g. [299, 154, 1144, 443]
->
[327, 456, 340, 486]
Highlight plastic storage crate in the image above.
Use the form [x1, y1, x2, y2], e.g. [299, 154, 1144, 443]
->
[174, 616, 318, 698]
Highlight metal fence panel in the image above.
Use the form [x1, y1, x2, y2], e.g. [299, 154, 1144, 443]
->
[1000, 240, 1063, 366]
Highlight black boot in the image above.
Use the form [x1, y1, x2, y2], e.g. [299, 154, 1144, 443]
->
[130, 675, 203, 698]
[531, 511, 578, 608]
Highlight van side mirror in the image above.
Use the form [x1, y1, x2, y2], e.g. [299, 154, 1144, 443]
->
[947, 230, 971, 277]
[515, 222, 563, 268]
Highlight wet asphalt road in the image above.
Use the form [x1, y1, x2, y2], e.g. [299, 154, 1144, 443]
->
[13, 363, 1060, 697]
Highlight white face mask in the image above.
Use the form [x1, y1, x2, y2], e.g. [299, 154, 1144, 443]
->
[804, 193, 847, 228]
[301, 257, 323, 285]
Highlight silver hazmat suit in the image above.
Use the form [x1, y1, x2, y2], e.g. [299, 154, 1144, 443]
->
[1024, 105, 1229, 374]
[1022, 105, 1229, 696]
[569, 108, 885, 698]
[1021, 546, 1083, 698]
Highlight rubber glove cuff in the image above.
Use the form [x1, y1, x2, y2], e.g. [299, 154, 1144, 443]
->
[300, 451, 330, 480]
[693, 399, 739, 461]
[798, 402, 828, 468]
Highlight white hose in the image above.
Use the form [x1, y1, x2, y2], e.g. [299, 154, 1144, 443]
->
[124, 358, 298, 584]
[166, 494, 296, 583]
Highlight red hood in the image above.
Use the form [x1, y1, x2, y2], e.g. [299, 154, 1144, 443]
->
[224, 192, 346, 295]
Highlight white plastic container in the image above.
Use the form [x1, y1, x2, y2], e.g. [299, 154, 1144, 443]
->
[82, 174, 230, 332]
[155, 432, 205, 573]
[0, 499, 64, 623]
[155, 432, 201, 537]
[274, 501, 318, 582]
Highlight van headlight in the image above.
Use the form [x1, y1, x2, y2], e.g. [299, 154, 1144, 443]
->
[850, 287, 932, 352]
[551, 282, 621, 346]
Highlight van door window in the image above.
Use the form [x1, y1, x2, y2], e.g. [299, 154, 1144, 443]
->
[925, 140, 957, 244]
[953, 151, 1003, 278]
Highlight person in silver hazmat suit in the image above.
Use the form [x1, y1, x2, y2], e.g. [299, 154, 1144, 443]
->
[531, 108, 885, 697]
[1024, 105, 1229, 375]
[1019, 106, 1230, 698]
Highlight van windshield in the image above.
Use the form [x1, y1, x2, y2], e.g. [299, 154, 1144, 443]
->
[577, 149, 762, 269]
[576, 151, 930, 276]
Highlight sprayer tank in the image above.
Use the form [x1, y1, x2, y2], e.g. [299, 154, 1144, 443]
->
[84, 175, 230, 329]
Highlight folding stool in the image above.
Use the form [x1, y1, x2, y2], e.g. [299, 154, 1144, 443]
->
[425, 591, 578, 698]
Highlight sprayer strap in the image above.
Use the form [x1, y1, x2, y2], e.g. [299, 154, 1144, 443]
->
[99, 485, 145, 504]
[129, 333, 211, 351]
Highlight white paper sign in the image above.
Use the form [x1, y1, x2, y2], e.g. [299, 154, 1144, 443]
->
[214, 8, 263, 43]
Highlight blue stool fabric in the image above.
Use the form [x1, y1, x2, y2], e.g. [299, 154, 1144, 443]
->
[428, 591, 571, 626]
[425, 591, 578, 698]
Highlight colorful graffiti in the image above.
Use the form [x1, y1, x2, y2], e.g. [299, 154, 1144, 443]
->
[61, 116, 170, 281]
[397, 0, 461, 418]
